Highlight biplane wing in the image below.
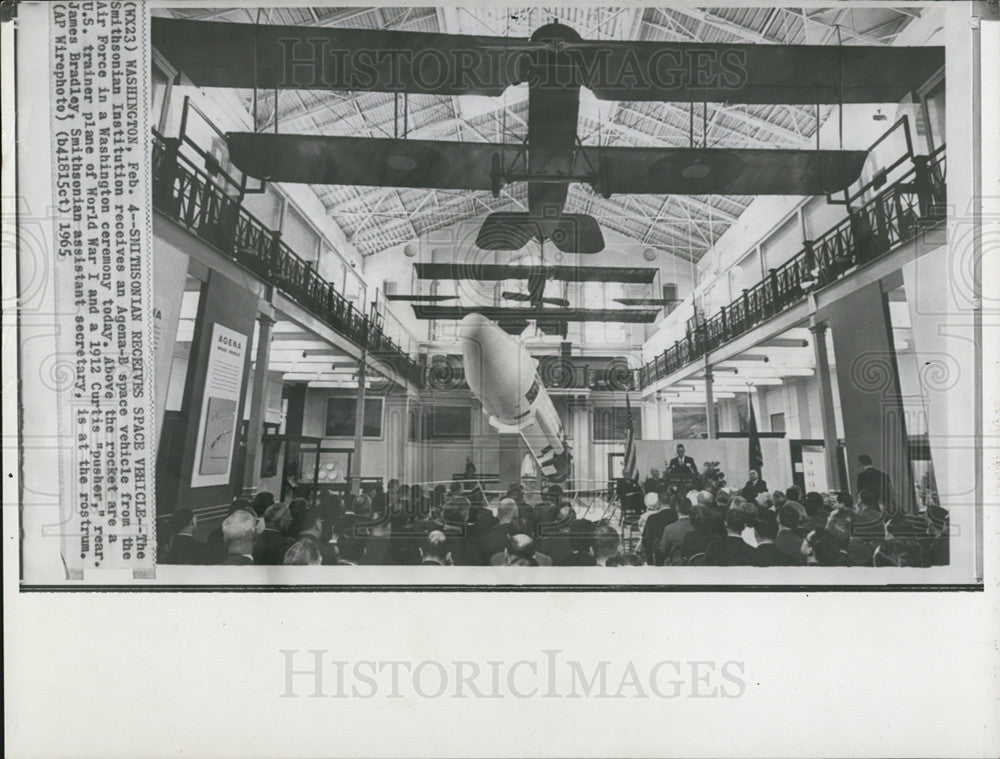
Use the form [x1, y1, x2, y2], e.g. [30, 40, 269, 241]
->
[226, 133, 504, 189]
[152, 17, 943, 105]
[412, 306, 660, 323]
[593, 146, 868, 195]
[151, 17, 531, 96]
[227, 134, 865, 196]
[412, 264, 657, 284]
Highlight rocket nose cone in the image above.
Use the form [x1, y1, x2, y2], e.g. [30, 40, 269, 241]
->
[460, 313, 511, 400]
[459, 312, 494, 343]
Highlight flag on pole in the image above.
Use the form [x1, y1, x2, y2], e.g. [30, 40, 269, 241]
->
[748, 393, 764, 476]
[624, 393, 639, 483]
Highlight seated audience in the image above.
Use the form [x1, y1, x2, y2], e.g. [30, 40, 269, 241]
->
[479, 499, 522, 565]
[504, 483, 537, 533]
[283, 539, 322, 566]
[296, 507, 339, 565]
[333, 516, 367, 566]
[659, 496, 695, 566]
[643, 468, 666, 497]
[492, 534, 551, 567]
[751, 510, 792, 567]
[640, 493, 678, 566]
[535, 485, 563, 526]
[852, 489, 886, 542]
[254, 502, 297, 566]
[775, 505, 807, 566]
[441, 501, 478, 566]
[873, 539, 922, 567]
[729, 497, 759, 548]
[538, 504, 578, 565]
[419, 531, 452, 566]
[826, 509, 874, 567]
[740, 469, 769, 503]
[703, 509, 754, 567]
[826, 517, 872, 567]
[205, 474, 950, 572]
[561, 520, 597, 566]
[206, 497, 255, 563]
[593, 524, 621, 567]
[606, 552, 644, 567]
[803, 527, 850, 566]
[286, 497, 310, 538]
[680, 505, 716, 563]
[251, 491, 275, 519]
[162, 507, 208, 565]
[801, 491, 830, 534]
[219, 510, 258, 565]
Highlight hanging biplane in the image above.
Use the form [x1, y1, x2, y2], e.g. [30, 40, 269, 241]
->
[152, 16, 942, 253]
[405, 262, 662, 336]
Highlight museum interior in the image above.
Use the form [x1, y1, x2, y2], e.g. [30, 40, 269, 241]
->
[145, 5, 984, 572]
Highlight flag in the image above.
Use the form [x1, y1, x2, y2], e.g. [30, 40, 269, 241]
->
[623, 393, 639, 483]
[748, 394, 764, 476]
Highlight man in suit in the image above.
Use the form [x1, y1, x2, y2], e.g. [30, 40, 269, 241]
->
[441, 501, 479, 566]
[666, 444, 699, 477]
[852, 488, 886, 544]
[593, 524, 622, 567]
[774, 504, 807, 566]
[504, 483, 537, 534]
[478, 498, 521, 565]
[703, 509, 754, 566]
[219, 510, 257, 565]
[490, 534, 553, 566]
[296, 507, 339, 565]
[856, 454, 893, 509]
[537, 504, 578, 566]
[644, 468, 667, 497]
[751, 510, 792, 567]
[253, 502, 296, 565]
[659, 496, 696, 565]
[163, 507, 208, 565]
[739, 469, 769, 503]
[639, 493, 678, 566]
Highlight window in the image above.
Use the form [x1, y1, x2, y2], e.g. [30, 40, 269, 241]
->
[769, 413, 786, 434]
[592, 407, 642, 442]
[325, 397, 383, 438]
[422, 405, 472, 440]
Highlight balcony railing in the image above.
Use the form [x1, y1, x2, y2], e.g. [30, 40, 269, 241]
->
[425, 358, 640, 392]
[152, 131, 425, 388]
[639, 145, 946, 388]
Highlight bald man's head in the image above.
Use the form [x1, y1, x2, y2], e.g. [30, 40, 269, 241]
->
[420, 531, 451, 564]
[497, 498, 519, 523]
[222, 510, 257, 555]
[506, 533, 536, 561]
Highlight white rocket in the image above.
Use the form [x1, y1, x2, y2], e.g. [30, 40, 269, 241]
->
[460, 313, 572, 482]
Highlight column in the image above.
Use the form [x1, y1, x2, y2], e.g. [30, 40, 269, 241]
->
[241, 313, 276, 496]
[809, 321, 844, 491]
[705, 363, 717, 439]
[349, 350, 368, 495]
[820, 281, 914, 511]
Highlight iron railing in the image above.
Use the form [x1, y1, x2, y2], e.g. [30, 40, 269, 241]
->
[152, 131, 425, 387]
[639, 145, 946, 388]
[425, 358, 641, 392]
